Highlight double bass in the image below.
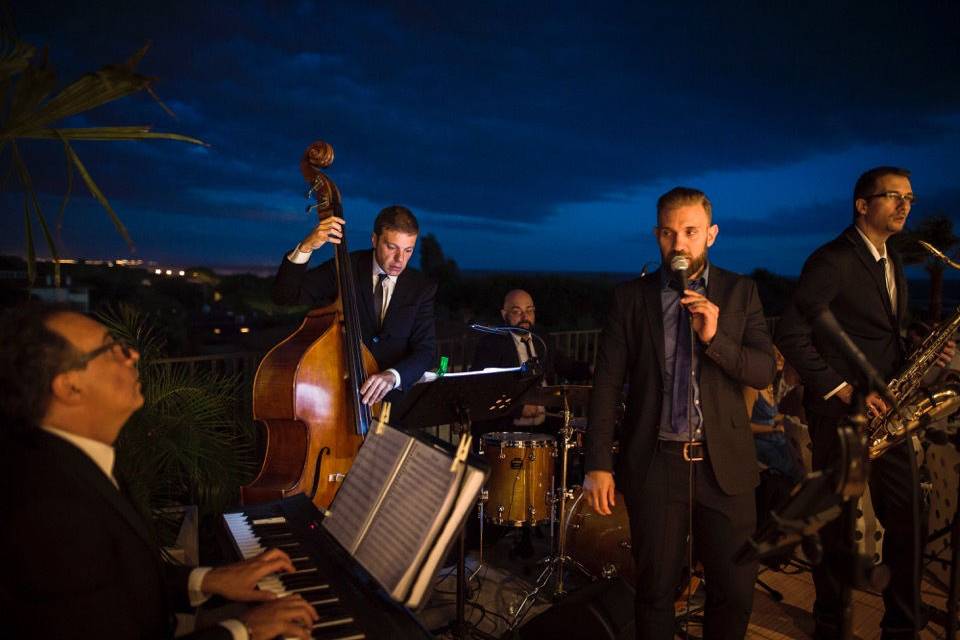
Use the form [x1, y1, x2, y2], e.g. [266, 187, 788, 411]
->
[241, 140, 378, 509]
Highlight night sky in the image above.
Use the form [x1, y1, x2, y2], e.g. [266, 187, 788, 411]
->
[5, 1, 960, 277]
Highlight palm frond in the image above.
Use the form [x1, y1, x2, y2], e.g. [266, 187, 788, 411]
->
[59, 134, 135, 251]
[21, 125, 206, 145]
[7, 46, 55, 123]
[11, 141, 58, 283]
[0, 38, 33, 82]
[99, 305, 256, 521]
[5, 58, 154, 136]
[56, 143, 73, 245]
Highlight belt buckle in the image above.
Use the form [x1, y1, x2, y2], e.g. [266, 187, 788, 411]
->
[682, 441, 704, 462]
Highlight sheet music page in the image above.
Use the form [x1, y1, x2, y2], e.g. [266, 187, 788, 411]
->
[322, 426, 412, 554]
[405, 465, 486, 609]
[354, 440, 461, 600]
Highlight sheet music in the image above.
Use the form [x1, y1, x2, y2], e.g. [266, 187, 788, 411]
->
[354, 441, 460, 600]
[406, 465, 486, 608]
[323, 426, 412, 554]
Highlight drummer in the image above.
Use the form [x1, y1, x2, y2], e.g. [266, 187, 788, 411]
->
[471, 289, 593, 435]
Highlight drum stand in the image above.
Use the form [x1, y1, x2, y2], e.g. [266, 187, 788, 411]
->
[510, 391, 590, 628]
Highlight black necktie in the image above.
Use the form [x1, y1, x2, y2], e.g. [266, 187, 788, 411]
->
[521, 337, 534, 363]
[373, 273, 388, 328]
[671, 303, 693, 436]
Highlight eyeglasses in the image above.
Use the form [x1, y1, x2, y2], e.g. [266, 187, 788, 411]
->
[64, 337, 136, 371]
[863, 191, 917, 205]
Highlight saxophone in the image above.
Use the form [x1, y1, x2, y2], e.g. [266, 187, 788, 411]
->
[867, 241, 960, 459]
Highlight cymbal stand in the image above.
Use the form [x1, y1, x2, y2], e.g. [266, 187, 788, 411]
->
[510, 391, 585, 629]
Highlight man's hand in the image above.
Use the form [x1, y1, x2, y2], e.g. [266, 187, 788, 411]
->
[937, 339, 957, 368]
[838, 384, 889, 418]
[240, 594, 319, 640]
[297, 216, 345, 253]
[583, 470, 616, 516]
[681, 289, 719, 344]
[520, 404, 545, 419]
[201, 548, 295, 602]
[360, 371, 397, 405]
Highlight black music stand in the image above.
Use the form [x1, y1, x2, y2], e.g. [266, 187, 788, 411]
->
[390, 363, 543, 639]
[736, 396, 889, 640]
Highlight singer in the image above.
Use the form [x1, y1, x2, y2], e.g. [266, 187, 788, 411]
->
[584, 186, 775, 639]
[776, 166, 954, 639]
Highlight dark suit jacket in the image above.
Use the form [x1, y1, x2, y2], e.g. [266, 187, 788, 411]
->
[470, 331, 592, 433]
[586, 266, 775, 497]
[471, 331, 591, 384]
[0, 429, 229, 639]
[775, 225, 908, 419]
[273, 248, 438, 387]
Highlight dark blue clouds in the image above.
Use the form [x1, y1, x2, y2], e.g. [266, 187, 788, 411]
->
[4, 1, 960, 273]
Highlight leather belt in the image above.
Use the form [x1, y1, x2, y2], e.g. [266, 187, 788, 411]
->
[657, 439, 705, 462]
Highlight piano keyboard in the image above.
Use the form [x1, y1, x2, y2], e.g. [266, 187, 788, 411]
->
[222, 496, 430, 640]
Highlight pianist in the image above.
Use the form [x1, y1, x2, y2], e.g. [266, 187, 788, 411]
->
[0, 304, 318, 640]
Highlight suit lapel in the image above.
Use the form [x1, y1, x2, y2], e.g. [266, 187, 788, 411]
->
[891, 249, 908, 326]
[382, 270, 409, 329]
[354, 250, 378, 328]
[641, 270, 666, 376]
[844, 227, 896, 325]
[47, 434, 157, 551]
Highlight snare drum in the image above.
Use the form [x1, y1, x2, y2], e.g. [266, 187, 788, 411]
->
[563, 486, 634, 584]
[480, 432, 556, 526]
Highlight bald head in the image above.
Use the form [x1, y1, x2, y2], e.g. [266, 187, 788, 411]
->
[501, 289, 536, 329]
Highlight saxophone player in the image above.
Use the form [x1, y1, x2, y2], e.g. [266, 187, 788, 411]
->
[776, 166, 955, 639]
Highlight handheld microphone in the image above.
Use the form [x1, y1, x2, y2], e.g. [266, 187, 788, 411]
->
[670, 254, 690, 292]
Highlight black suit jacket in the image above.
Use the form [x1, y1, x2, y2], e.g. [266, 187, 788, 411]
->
[586, 266, 775, 497]
[470, 332, 592, 433]
[0, 429, 229, 639]
[273, 248, 438, 387]
[471, 332, 591, 384]
[776, 225, 908, 419]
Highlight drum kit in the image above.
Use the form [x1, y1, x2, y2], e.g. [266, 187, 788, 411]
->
[473, 385, 634, 626]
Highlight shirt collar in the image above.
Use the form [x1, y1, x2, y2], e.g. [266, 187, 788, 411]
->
[372, 255, 398, 282]
[660, 262, 710, 291]
[42, 426, 117, 487]
[854, 225, 887, 262]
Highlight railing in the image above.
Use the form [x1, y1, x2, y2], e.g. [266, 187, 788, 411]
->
[149, 329, 604, 423]
[436, 328, 602, 372]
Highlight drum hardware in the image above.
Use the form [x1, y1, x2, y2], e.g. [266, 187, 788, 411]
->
[509, 388, 585, 628]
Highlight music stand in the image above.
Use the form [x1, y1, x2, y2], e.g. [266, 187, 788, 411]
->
[390, 364, 543, 639]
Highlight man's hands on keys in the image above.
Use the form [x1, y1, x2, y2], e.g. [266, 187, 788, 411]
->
[938, 339, 957, 368]
[202, 548, 296, 602]
[583, 470, 616, 516]
[240, 594, 319, 640]
[360, 371, 397, 405]
[298, 216, 345, 253]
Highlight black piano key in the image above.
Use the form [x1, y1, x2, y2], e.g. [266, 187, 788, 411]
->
[222, 495, 431, 639]
[311, 628, 365, 640]
[280, 574, 325, 589]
